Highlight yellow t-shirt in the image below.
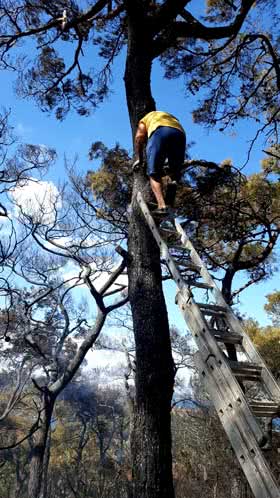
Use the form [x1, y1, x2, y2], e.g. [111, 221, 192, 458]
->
[140, 111, 185, 138]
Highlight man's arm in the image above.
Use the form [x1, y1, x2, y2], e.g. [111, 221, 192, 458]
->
[134, 122, 147, 163]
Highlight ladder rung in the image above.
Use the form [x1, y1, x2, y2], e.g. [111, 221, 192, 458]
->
[211, 330, 243, 345]
[177, 261, 201, 272]
[187, 280, 213, 290]
[159, 227, 178, 235]
[249, 401, 280, 418]
[168, 244, 188, 251]
[198, 303, 227, 314]
[229, 361, 262, 381]
[160, 234, 180, 245]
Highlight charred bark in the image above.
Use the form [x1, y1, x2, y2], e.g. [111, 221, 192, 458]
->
[40, 430, 51, 498]
[124, 4, 155, 138]
[220, 266, 238, 361]
[27, 389, 55, 498]
[127, 181, 175, 498]
[124, 11, 175, 498]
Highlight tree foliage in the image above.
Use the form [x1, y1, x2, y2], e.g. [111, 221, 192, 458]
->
[0, 1, 279, 145]
[264, 290, 280, 327]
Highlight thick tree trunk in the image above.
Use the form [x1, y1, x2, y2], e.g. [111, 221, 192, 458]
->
[221, 267, 238, 361]
[124, 14, 175, 498]
[127, 173, 175, 498]
[27, 390, 55, 498]
[221, 266, 235, 306]
[39, 430, 51, 498]
[12, 451, 27, 498]
[124, 7, 155, 139]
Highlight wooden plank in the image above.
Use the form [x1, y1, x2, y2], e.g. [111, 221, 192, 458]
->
[228, 361, 262, 373]
[197, 303, 227, 312]
[159, 228, 178, 235]
[231, 371, 262, 382]
[249, 401, 280, 417]
[225, 314, 280, 402]
[187, 280, 213, 290]
[175, 261, 201, 272]
[168, 244, 189, 251]
[211, 331, 243, 345]
[199, 308, 226, 316]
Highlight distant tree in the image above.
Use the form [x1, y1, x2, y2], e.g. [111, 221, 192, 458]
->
[244, 305, 280, 459]
[0, 179, 128, 498]
[246, 319, 280, 378]
[0, 109, 55, 270]
[264, 291, 280, 327]
[61, 379, 128, 498]
[189, 157, 279, 304]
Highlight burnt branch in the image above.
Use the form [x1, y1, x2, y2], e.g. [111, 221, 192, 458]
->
[151, 0, 255, 58]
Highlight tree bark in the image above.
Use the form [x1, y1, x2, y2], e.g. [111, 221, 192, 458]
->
[124, 4, 155, 138]
[12, 450, 27, 498]
[27, 390, 55, 498]
[124, 13, 175, 498]
[221, 266, 238, 361]
[127, 174, 175, 498]
[39, 430, 51, 498]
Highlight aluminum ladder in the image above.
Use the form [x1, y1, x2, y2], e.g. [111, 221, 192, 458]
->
[137, 191, 280, 498]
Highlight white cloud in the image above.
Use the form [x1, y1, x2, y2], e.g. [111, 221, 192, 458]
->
[83, 349, 129, 387]
[86, 349, 125, 369]
[11, 178, 61, 224]
[83, 348, 192, 391]
[15, 122, 33, 139]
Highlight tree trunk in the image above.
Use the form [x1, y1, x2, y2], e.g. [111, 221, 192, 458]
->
[28, 390, 55, 498]
[128, 176, 175, 498]
[124, 6, 155, 139]
[12, 450, 27, 498]
[124, 15, 175, 498]
[39, 430, 51, 498]
[221, 266, 238, 361]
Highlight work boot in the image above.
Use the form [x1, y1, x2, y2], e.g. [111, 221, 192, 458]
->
[152, 206, 171, 216]
[165, 181, 177, 207]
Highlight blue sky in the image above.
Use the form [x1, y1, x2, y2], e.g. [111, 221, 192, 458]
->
[1, 37, 279, 327]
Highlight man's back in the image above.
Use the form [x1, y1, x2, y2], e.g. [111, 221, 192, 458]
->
[140, 111, 185, 137]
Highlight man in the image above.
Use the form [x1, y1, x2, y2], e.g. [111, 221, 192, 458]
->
[134, 110, 186, 214]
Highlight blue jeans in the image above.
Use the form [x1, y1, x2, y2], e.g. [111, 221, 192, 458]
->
[146, 126, 186, 179]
